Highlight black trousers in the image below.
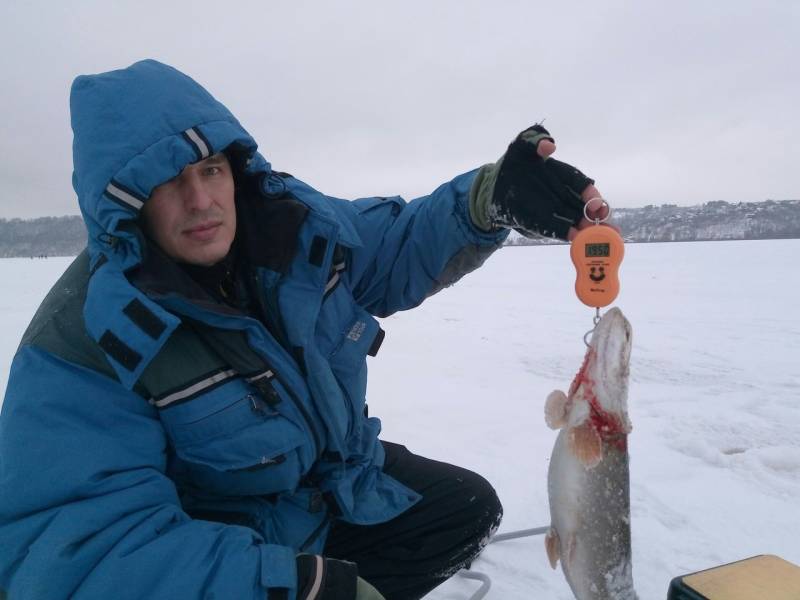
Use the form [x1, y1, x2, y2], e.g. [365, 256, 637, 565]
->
[324, 442, 503, 600]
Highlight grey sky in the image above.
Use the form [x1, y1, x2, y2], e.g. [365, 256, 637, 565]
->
[1, 0, 797, 218]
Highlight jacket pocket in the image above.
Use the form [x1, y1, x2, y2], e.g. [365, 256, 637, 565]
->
[162, 379, 310, 496]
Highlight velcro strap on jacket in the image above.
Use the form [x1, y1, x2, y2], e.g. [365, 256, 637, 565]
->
[368, 327, 385, 357]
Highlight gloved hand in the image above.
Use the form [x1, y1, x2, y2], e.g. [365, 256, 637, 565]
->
[355, 576, 386, 600]
[469, 125, 601, 240]
[295, 554, 386, 600]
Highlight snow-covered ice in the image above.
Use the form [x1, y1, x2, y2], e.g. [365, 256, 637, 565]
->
[1, 239, 798, 599]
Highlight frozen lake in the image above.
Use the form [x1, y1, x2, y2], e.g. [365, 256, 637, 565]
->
[2, 239, 799, 599]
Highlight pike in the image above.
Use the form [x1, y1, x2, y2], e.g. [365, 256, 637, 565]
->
[544, 307, 638, 599]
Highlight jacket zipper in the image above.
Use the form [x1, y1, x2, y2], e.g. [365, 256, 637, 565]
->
[252, 271, 323, 458]
[256, 272, 290, 350]
[272, 371, 322, 459]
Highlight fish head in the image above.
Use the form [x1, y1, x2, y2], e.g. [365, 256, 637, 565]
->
[587, 307, 633, 425]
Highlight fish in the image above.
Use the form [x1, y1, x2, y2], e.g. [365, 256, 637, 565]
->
[544, 307, 638, 599]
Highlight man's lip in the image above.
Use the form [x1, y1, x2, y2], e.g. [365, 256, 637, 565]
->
[183, 221, 222, 234]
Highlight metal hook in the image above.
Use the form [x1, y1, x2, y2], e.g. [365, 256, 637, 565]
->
[583, 307, 602, 347]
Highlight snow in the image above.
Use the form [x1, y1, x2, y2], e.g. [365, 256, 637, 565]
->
[1, 239, 799, 599]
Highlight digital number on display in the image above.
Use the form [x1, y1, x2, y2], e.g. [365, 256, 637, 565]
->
[585, 243, 610, 258]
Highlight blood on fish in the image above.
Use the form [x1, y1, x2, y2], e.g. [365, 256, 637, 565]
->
[568, 347, 628, 452]
[588, 398, 628, 452]
[569, 348, 595, 396]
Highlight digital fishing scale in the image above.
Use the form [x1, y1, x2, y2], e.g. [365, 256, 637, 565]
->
[570, 198, 624, 343]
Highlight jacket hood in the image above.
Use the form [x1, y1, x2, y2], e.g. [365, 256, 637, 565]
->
[71, 59, 272, 271]
[69, 59, 279, 389]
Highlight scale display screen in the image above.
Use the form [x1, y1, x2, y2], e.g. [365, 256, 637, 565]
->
[585, 242, 610, 258]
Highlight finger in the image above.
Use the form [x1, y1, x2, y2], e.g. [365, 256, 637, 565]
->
[567, 226, 579, 242]
[581, 184, 602, 203]
[585, 200, 610, 221]
[537, 139, 556, 158]
[581, 186, 610, 221]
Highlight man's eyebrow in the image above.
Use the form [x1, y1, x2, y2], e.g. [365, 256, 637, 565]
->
[203, 153, 227, 165]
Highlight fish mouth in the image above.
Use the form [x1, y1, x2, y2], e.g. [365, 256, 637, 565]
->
[591, 308, 632, 358]
[587, 307, 633, 414]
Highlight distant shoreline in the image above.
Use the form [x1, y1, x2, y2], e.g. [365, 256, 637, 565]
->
[2, 199, 799, 257]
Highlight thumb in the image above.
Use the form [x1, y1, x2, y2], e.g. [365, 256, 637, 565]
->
[537, 139, 556, 158]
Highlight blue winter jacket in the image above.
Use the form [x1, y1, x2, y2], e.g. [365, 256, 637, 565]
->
[0, 60, 507, 599]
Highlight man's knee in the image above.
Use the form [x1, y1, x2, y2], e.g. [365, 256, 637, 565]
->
[452, 467, 504, 529]
[379, 442, 503, 541]
[431, 469, 502, 579]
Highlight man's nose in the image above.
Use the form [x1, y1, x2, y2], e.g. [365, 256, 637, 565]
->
[181, 174, 213, 211]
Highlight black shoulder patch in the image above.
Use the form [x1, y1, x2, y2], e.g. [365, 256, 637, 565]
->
[123, 298, 167, 340]
[99, 330, 142, 371]
[309, 236, 328, 267]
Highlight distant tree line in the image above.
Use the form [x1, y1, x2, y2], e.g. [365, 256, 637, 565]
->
[0, 216, 86, 258]
[2, 199, 799, 257]
[505, 199, 800, 245]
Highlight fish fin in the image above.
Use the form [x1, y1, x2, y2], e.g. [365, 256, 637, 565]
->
[545, 390, 569, 429]
[544, 528, 560, 569]
[568, 422, 603, 467]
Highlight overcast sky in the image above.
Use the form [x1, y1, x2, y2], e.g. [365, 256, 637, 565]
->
[1, 0, 797, 218]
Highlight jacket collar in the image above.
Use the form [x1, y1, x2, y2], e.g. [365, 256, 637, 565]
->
[83, 184, 355, 389]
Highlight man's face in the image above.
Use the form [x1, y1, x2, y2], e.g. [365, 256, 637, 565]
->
[141, 153, 236, 266]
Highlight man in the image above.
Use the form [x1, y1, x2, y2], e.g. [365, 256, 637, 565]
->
[0, 60, 606, 599]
